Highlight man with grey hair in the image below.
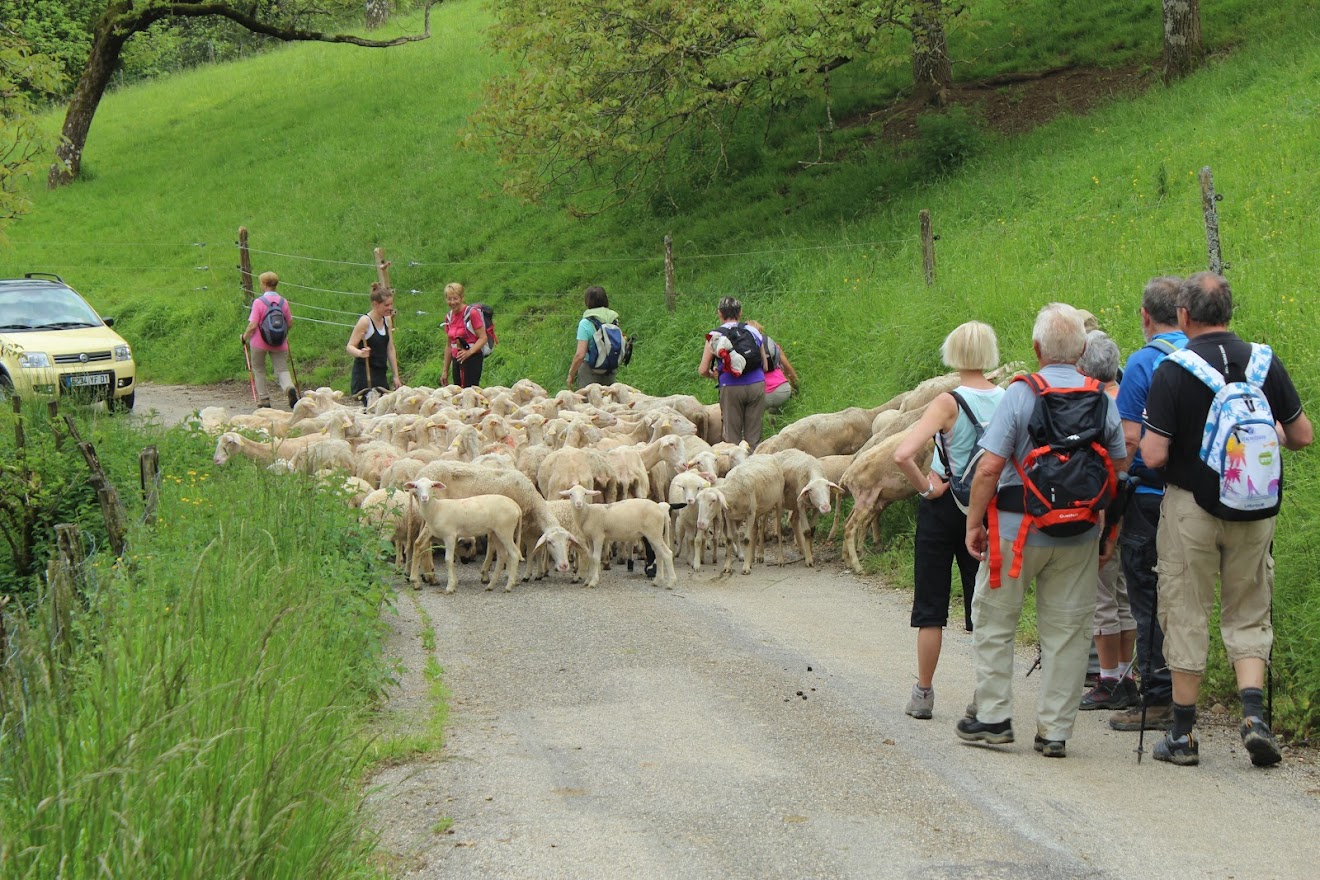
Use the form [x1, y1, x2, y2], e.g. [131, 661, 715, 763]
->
[1141, 272, 1311, 766]
[960, 304, 1126, 758]
[1105, 276, 1186, 732]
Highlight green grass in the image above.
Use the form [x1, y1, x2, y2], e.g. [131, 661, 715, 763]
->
[2, 0, 1319, 738]
[0, 407, 396, 878]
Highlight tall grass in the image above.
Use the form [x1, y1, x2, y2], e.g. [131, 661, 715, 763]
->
[0, 412, 391, 878]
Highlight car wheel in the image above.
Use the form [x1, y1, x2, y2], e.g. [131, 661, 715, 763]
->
[109, 390, 135, 413]
[0, 373, 15, 406]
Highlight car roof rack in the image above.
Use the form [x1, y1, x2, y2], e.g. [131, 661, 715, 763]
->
[23, 272, 66, 283]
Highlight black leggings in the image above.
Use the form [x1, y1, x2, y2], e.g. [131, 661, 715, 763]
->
[450, 350, 485, 388]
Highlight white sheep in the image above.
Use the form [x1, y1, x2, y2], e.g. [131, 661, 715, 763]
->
[771, 449, 841, 568]
[694, 455, 785, 576]
[668, 469, 713, 570]
[405, 478, 523, 593]
[558, 484, 677, 589]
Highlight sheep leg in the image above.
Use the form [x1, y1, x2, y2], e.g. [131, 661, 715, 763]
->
[496, 533, 521, 593]
[646, 528, 677, 588]
[842, 503, 875, 575]
[741, 504, 756, 576]
[444, 537, 460, 594]
[480, 539, 496, 584]
[587, 539, 604, 588]
[795, 501, 814, 568]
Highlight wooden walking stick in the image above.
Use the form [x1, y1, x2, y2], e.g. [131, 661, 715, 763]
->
[242, 341, 256, 401]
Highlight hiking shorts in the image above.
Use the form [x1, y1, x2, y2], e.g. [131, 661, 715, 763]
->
[1155, 486, 1275, 674]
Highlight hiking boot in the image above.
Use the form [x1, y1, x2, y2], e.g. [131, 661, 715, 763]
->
[1121, 677, 1140, 706]
[905, 685, 934, 720]
[955, 716, 1014, 745]
[1033, 735, 1067, 758]
[257, 399, 271, 410]
[1240, 716, 1283, 767]
[287, 387, 299, 409]
[1152, 731, 1199, 766]
[1109, 701, 1174, 731]
[1079, 677, 1133, 711]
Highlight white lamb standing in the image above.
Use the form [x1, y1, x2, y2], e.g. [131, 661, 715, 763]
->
[405, 478, 523, 594]
[559, 484, 677, 589]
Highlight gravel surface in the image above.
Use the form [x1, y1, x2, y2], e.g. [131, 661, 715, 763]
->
[130, 380, 261, 427]
[367, 547, 1320, 879]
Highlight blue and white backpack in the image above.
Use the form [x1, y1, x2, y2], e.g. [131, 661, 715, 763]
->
[1169, 343, 1280, 513]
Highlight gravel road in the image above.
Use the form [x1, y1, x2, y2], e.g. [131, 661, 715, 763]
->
[367, 547, 1320, 880]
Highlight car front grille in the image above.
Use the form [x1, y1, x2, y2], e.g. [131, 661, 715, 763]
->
[53, 351, 113, 365]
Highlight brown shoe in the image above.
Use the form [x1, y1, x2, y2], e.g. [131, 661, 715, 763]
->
[1109, 702, 1174, 731]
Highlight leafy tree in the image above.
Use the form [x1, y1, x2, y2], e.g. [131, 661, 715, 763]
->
[1, 28, 61, 241]
[1162, 0, 1203, 82]
[47, 1, 439, 189]
[472, 0, 961, 212]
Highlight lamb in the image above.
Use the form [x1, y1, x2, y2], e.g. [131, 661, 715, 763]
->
[359, 487, 427, 574]
[213, 431, 331, 466]
[559, 484, 677, 588]
[839, 428, 934, 574]
[771, 449, 841, 567]
[290, 437, 355, 474]
[668, 470, 713, 570]
[405, 478, 523, 593]
[694, 455, 786, 575]
[412, 460, 572, 580]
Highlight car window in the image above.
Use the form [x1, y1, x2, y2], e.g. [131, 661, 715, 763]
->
[0, 287, 104, 331]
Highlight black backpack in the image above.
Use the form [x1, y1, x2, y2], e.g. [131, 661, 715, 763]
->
[463, 304, 496, 355]
[936, 391, 987, 514]
[714, 323, 763, 371]
[257, 294, 288, 346]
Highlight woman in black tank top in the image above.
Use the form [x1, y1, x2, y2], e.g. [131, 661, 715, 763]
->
[347, 284, 400, 399]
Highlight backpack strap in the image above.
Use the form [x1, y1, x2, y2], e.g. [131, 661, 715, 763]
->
[1245, 343, 1273, 387]
[935, 391, 983, 482]
[1144, 337, 1178, 356]
[1169, 347, 1225, 392]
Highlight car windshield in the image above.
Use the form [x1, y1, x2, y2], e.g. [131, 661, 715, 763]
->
[0, 286, 105, 331]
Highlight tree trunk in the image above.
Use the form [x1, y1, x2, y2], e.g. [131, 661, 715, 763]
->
[911, 0, 952, 106]
[48, 20, 129, 189]
[365, 0, 390, 30]
[1162, 0, 1203, 83]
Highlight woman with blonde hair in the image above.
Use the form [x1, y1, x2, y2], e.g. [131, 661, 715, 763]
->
[893, 320, 1004, 720]
[441, 282, 488, 388]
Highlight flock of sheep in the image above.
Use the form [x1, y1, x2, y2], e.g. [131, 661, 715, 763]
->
[202, 367, 1016, 593]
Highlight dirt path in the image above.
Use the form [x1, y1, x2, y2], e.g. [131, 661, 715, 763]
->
[130, 380, 270, 427]
[367, 546, 1320, 879]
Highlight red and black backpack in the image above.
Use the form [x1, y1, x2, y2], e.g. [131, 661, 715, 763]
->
[987, 373, 1117, 587]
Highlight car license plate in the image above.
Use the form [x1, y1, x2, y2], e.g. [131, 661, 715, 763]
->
[67, 373, 110, 387]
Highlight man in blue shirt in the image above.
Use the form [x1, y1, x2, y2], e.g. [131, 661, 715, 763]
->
[1105, 277, 1186, 732]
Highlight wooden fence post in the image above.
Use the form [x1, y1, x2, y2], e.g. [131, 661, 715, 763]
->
[664, 235, 676, 313]
[139, 446, 160, 525]
[238, 226, 254, 301]
[63, 417, 127, 558]
[920, 209, 937, 286]
[47, 401, 63, 450]
[1199, 166, 1224, 274]
[375, 247, 392, 289]
[48, 523, 84, 656]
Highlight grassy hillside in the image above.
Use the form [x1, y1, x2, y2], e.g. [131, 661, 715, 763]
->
[4, 0, 1320, 729]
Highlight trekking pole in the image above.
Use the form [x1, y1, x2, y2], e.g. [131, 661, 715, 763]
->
[242, 341, 256, 402]
[1137, 592, 1157, 764]
[287, 344, 302, 398]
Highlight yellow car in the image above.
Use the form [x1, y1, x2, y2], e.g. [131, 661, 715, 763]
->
[0, 275, 137, 411]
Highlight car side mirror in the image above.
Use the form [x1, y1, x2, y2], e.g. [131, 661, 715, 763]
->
[102, 317, 115, 327]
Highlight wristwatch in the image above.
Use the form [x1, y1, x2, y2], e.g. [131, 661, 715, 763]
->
[918, 479, 934, 498]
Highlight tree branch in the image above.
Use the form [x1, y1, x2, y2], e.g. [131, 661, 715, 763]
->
[140, 1, 438, 46]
